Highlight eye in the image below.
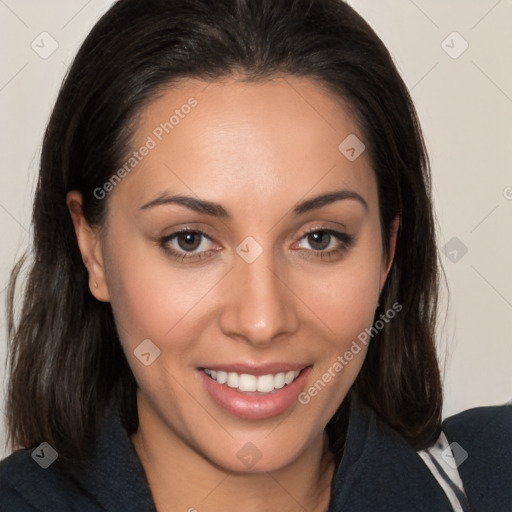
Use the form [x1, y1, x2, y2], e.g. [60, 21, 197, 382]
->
[300, 231, 336, 251]
[294, 229, 354, 259]
[173, 231, 208, 252]
[158, 229, 218, 261]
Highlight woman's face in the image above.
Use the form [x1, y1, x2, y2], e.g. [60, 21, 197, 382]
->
[76, 76, 397, 472]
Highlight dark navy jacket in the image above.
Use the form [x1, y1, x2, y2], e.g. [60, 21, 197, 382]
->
[1, 392, 510, 511]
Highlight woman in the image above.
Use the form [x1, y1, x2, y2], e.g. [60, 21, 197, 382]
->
[1, 0, 510, 511]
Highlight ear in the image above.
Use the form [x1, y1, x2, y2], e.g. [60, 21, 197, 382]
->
[379, 215, 400, 291]
[66, 191, 110, 302]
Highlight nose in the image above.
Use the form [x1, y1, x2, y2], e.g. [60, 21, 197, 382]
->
[218, 250, 299, 348]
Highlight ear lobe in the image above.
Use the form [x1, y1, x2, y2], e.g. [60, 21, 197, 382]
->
[380, 215, 400, 290]
[66, 191, 110, 302]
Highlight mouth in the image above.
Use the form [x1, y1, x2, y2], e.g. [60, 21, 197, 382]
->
[201, 368, 303, 394]
[198, 363, 312, 420]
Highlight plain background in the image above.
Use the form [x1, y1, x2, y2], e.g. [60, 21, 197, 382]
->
[0, 0, 511, 460]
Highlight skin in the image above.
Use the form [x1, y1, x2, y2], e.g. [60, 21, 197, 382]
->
[67, 75, 399, 512]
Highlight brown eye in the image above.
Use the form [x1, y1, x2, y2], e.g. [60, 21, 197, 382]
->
[176, 231, 203, 251]
[307, 231, 332, 251]
[294, 229, 355, 260]
[159, 229, 216, 260]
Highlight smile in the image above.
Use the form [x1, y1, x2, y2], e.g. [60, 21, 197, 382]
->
[199, 364, 311, 420]
[202, 368, 301, 393]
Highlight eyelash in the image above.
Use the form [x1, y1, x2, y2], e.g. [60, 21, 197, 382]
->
[295, 228, 355, 260]
[158, 228, 355, 262]
[158, 229, 217, 263]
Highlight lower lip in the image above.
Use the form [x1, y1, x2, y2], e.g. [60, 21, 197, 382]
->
[199, 367, 311, 420]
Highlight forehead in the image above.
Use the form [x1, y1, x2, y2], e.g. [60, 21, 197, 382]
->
[111, 76, 376, 212]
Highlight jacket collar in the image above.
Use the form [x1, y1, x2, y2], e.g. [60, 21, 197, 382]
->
[68, 391, 156, 512]
[328, 394, 454, 511]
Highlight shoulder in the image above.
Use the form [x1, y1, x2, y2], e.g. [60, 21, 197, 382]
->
[442, 403, 512, 510]
[442, 402, 512, 456]
[0, 447, 103, 511]
[0, 387, 157, 512]
[0, 450, 37, 510]
[443, 401, 512, 432]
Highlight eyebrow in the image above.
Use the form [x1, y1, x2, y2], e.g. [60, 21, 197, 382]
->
[139, 193, 230, 218]
[292, 190, 368, 215]
[139, 189, 367, 217]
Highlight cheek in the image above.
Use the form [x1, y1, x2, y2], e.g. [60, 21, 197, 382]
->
[292, 242, 382, 342]
[103, 231, 223, 352]
[290, 236, 382, 418]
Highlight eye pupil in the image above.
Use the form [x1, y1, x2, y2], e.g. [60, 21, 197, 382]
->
[308, 231, 331, 250]
[177, 232, 201, 251]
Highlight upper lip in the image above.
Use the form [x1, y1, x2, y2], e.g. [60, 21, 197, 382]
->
[199, 363, 311, 376]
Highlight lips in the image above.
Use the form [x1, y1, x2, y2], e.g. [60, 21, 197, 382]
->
[198, 363, 312, 420]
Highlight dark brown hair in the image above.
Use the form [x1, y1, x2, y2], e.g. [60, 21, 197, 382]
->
[5, 0, 442, 466]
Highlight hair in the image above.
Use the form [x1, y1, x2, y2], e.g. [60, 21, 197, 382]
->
[5, 0, 442, 467]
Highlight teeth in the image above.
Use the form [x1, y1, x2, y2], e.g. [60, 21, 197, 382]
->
[274, 372, 285, 389]
[256, 374, 275, 393]
[227, 372, 239, 388]
[203, 368, 301, 393]
[239, 374, 257, 392]
[284, 370, 296, 385]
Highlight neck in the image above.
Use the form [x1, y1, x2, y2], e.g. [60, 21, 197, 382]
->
[130, 394, 336, 512]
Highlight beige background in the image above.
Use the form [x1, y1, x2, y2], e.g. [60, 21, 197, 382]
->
[1, 0, 511, 460]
